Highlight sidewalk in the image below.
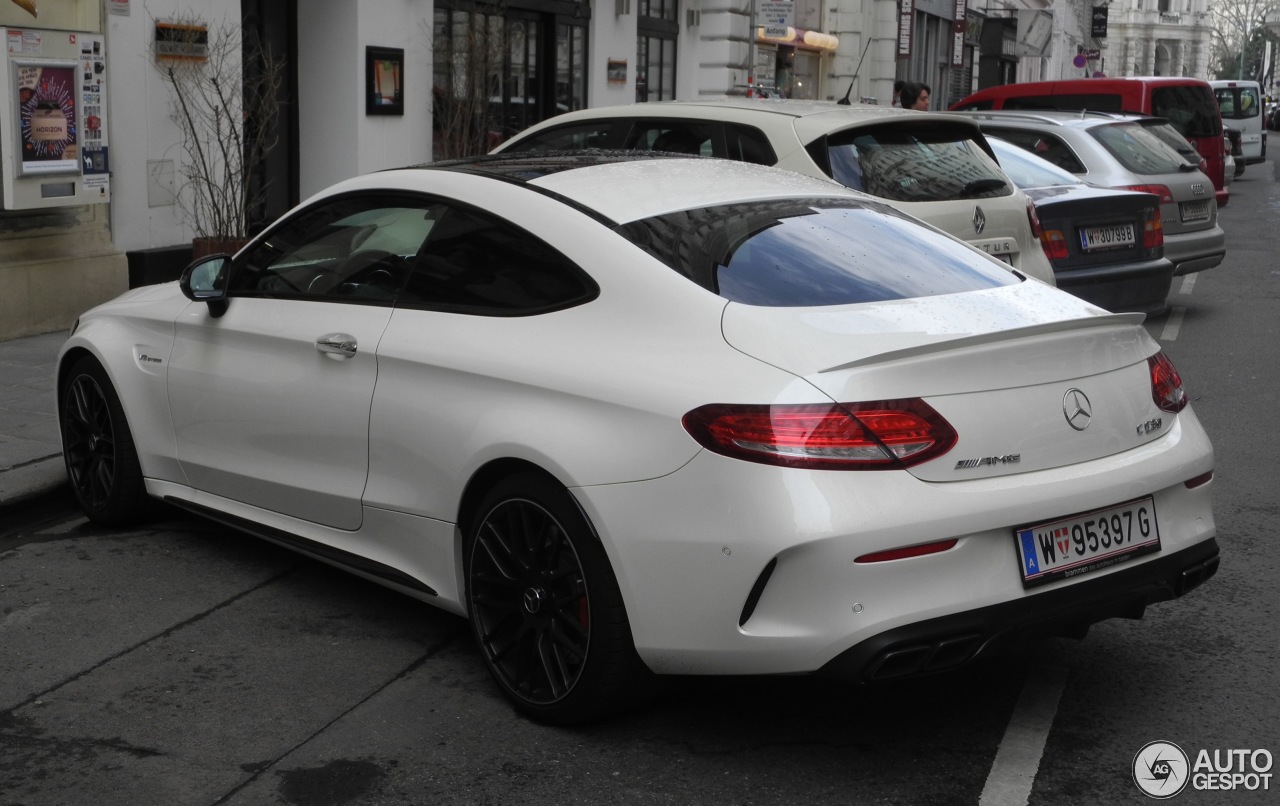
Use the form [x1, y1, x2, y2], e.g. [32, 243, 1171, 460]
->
[0, 330, 69, 511]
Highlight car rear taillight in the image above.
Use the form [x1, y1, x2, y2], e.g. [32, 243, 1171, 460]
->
[1142, 208, 1164, 249]
[1148, 352, 1187, 413]
[1040, 229, 1069, 261]
[682, 400, 957, 470]
[1025, 197, 1044, 241]
[1121, 184, 1175, 204]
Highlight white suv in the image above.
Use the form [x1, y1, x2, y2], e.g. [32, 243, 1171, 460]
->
[495, 99, 1055, 285]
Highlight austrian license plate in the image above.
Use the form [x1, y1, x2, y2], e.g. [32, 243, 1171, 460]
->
[1080, 223, 1135, 251]
[1180, 200, 1210, 222]
[1015, 497, 1161, 588]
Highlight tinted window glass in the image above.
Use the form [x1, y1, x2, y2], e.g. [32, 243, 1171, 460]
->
[1144, 122, 1199, 162]
[399, 205, 598, 315]
[987, 138, 1082, 188]
[1004, 94, 1122, 112]
[1151, 85, 1221, 137]
[821, 123, 1011, 202]
[985, 128, 1086, 173]
[618, 198, 1016, 307]
[232, 196, 439, 302]
[1089, 122, 1186, 175]
[625, 120, 719, 156]
[504, 121, 618, 151]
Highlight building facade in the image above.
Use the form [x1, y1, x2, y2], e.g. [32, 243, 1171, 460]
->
[0, 0, 1216, 339]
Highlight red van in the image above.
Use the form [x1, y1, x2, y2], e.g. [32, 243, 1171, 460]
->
[951, 78, 1228, 206]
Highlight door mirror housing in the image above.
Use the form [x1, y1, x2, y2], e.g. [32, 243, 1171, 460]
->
[179, 255, 231, 317]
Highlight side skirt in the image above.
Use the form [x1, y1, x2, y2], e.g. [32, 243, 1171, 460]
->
[164, 496, 438, 597]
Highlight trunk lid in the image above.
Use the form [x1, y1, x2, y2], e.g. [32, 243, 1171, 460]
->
[722, 282, 1170, 481]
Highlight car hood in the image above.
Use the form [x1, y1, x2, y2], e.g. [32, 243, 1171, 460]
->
[722, 281, 1171, 481]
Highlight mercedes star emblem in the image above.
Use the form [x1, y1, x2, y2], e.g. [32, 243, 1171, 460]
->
[1063, 388, 1093, 431]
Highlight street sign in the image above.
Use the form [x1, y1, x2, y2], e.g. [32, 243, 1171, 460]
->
[758, 1, 793, 39]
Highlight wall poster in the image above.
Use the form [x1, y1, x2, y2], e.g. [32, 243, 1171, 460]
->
[15, 60, 79, 175]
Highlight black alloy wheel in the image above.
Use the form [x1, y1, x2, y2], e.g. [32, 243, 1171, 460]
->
[60, 356, 148, 526]
[465, 472, 651, 724]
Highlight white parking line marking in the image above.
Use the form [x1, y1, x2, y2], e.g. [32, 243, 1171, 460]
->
[978, 663, 1069, 806]
[1161, 307, 1186, 341]
[1180, 274, 1197, 295]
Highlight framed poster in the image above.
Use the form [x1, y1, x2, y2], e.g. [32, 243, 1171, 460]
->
[366, 46, 404, 116]
[14, 60, 80, 175]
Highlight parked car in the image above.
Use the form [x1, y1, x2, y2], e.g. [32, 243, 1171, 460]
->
[986, 136, 1173, 315]
[1211, 80, 1266, 164]
[58, 152, 1218, 724]
[951, 77, 1229, 207]
[954, 110, 1226, 277]
[493, 99, 1056, 285]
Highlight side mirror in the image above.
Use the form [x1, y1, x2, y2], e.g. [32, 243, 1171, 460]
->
[179, 254, 231, 317]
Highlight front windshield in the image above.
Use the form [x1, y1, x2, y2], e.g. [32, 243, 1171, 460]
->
[987, 137, 1083, 189]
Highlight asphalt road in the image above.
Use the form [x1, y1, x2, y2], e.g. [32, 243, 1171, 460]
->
[2, 162, 1278, 806]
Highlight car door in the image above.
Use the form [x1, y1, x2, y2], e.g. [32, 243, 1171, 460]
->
[168, 194, 442, 530]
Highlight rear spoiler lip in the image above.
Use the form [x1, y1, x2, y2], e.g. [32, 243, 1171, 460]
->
[819, 312, 1147, 374]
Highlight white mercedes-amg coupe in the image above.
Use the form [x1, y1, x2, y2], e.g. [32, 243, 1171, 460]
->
[57, 153, 1218, 724]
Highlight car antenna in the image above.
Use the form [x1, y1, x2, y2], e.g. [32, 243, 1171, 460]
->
[838, 37, 875, 105]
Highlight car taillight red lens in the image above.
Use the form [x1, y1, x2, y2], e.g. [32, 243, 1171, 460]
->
[1025, 197, 1044, 241]
[682, 400, 957, 470]
[1121, 184, 1175, 204]
[1040, 229, 1069, 261]
[1148, 352, 1187, 413]
[1142, 208, 1164, 249]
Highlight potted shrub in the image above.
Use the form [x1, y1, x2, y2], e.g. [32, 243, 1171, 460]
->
[153, 17, 283, 258]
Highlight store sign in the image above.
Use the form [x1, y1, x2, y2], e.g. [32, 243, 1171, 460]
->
[951, 0, 967, 67]
[898, 0, 915, 59]
[1092, 6, 1108, 38]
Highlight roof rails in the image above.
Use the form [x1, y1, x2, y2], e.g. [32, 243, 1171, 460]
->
[953, 109, 1145, 125]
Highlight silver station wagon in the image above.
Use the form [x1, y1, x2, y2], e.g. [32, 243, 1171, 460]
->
[954, 110, 1226, 278]
[494, 99, 1056, 286]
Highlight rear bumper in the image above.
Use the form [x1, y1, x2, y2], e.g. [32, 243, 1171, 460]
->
[819, 537, 1219, 682]
[1165, 224, 1226, 276]
[1053, 256, 1174, 315]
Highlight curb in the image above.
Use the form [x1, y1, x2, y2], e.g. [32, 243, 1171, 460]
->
[0, 455, 69, 516]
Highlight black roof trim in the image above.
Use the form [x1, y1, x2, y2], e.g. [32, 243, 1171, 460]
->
[400, 150, 700, 228]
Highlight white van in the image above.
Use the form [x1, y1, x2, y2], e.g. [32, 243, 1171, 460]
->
[1211, 80, 1266, 164]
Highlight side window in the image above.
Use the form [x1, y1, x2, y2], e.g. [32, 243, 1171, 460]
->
[725, 124, 778, 165]
[231, 196, 442, 302]
[399, 205, 598, 316]
[625, 120, 719, 156]
[993, 130, 1086, 174]
[504, 121, 618, 151]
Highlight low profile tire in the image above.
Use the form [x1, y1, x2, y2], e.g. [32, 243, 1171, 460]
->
[59, 356, 149, 526]
[465, 472, 652, 724]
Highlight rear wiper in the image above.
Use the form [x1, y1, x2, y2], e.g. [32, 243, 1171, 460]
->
[961, 178, 1008, 196]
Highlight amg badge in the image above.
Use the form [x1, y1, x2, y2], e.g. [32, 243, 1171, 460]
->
[955, 454, 1020, 470]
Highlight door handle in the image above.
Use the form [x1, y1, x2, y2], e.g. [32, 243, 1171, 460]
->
[316, 333, 358, 357]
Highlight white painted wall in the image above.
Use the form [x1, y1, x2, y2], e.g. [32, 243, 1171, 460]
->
[298, 0, 434, 200]
[105, 0, 235, 253]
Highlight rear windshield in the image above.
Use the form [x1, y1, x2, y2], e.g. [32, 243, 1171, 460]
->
[617, 198, 1017, 307]
[1215, 86, 1261, 120]
[814, 122, 1011, 203]
[1089, 122, 1187, 175]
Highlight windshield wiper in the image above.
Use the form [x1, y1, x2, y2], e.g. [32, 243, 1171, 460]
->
[961, 178, 1008, 197]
